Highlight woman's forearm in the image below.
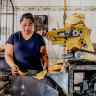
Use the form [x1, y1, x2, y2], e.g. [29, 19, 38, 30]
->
[42, 55, 48, 70]
[5, 54, 16, 68]
[5, 54, 19, 75]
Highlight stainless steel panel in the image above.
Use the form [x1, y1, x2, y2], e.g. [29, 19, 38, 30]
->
[9, 76, 59, 96]
[47, 73, 68, 93]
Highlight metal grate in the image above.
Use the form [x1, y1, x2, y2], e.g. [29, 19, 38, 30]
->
[0, 0, 14, 42]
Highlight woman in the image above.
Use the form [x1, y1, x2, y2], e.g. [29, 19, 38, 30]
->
[5, 13, 48, 75]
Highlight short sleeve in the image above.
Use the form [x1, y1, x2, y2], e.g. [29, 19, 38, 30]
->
[39, 35, 46, 46]
[6, 34, 14, 45]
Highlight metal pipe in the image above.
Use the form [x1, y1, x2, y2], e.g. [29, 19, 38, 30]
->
[9, 0, 14, 34]
[64, 0, 66, 28]
[0, 0, 2, 40]
[63, 0, 66, 56]
[6, 0, 8, 41]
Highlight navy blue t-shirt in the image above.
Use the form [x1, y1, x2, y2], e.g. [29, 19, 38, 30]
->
[6, 31, 45, 71]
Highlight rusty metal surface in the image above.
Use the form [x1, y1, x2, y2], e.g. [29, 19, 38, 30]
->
[0, 57, 10, 70]
[9, 76, 58, 96]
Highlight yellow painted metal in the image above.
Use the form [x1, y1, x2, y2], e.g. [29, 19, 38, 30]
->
[63, 0, 66, 55]
[46, 25, 94, 52]
[83, 52, 96, 61]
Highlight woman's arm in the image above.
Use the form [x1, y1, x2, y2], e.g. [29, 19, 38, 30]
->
[5, 44, 19, 75]
[40, 46, 48, 70]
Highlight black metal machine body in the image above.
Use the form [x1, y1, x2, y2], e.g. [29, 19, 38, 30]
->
[9, 76, 59, 96]
[0, 71, 68, 96]
[69, 64, 96, 96]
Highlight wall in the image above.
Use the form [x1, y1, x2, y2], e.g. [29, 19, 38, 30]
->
[12, 0, 96, 64]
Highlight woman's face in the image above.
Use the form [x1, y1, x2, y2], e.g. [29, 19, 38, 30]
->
[20, 18, 33, 34]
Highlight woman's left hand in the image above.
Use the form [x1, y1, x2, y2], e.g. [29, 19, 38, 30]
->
[44, 62, 48, 71]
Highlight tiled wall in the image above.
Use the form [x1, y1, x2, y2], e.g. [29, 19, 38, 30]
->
[12, 0, 96, 64]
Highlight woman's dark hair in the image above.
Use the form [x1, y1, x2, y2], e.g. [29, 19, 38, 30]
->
[20, 13, 34, 23]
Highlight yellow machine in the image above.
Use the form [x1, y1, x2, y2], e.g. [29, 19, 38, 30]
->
[46, 25, 96, 62]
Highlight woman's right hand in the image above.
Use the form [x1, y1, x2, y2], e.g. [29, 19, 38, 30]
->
[11, 64, 19, 75]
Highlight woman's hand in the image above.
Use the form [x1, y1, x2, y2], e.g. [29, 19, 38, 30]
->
[11, 64, 19, 75]
[43, 62, 48, 71]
